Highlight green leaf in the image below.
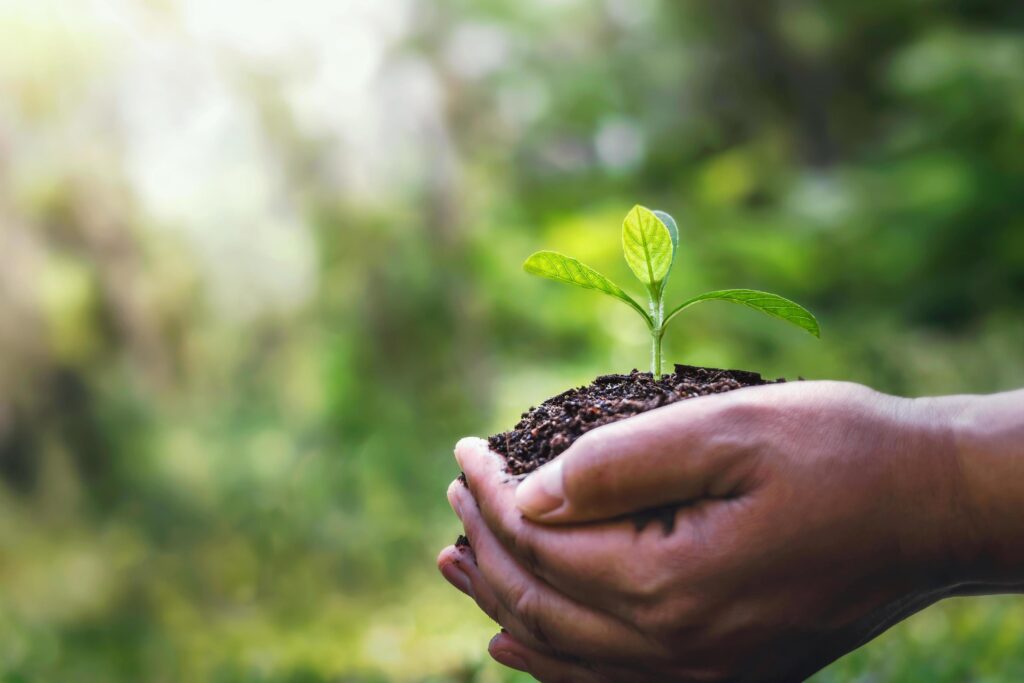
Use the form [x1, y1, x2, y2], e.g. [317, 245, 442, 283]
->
[663, 289, 821, 337]
[621, 205, 674, 293]
[652, 210, 679, 259]
[523, 251, 653, 327]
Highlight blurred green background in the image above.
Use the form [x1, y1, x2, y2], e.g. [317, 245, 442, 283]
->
[1, 0, 1023, 681]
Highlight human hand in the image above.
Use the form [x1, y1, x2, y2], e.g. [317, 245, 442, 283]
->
[438, 381, 985, 682]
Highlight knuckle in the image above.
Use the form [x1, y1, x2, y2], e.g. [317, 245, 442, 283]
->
[490, 515, 516, 549]
[511, 585, 549, 644]
[631, 593, 704, 638]
[630, 600, 670, 635]
[621, 561, 667, 605]
[617, 539, 685, 605]
[698, 407, 765, 473]
[496, 512, 544, 575]
[516, 534, 543, 574]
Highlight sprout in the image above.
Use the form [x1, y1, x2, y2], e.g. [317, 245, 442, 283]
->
[524, 205, 820, 375]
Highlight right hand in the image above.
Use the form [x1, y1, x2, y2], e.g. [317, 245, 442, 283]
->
[440, 380, 1002, 682]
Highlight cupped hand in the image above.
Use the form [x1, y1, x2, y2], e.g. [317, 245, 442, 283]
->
[438, 380, 980, 682]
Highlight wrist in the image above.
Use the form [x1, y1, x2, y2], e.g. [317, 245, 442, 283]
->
[888, 394, 980, 592]
[946, 390, 1024, 590]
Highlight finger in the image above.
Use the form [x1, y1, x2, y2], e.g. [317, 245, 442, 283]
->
[488, 632, 604, 683]
[439, 540, 590, 656]
[437, 545, 476, 600]
[442, 547, 653, 682]
[490, 632, 657, 683]
[511, 387, 768, 523]
[438, 543, 518, 628]
[439, 543, 535, 638]
[449, 479, 668, 663]
[438, 544, 551, 653]
[455, 440, 716, 620]
[441, 536, 609, 657]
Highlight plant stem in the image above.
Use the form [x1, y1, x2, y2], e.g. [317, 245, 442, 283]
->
[651, 329, 662, 376]
[649, 294, 665, 376]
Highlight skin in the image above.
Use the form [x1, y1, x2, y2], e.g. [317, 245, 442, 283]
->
[437, 381, 1024, 682]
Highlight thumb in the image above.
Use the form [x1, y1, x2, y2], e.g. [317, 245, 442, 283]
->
[514, 396, 755, 524]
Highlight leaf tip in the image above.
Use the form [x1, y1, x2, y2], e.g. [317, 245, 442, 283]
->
[522, 251, 546, 274]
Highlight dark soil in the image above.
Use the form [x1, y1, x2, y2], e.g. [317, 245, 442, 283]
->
[488, 364, 783, 477]
[451, 364, 784, 542]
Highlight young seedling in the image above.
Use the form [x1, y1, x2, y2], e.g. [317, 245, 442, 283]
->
[523, 205, 820, 375]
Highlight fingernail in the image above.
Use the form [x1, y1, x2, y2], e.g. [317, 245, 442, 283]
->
[454, 437, 486, 468]
[441, 563, 474, 598]
[447, 480, 464, 516]
[490, 648, 528, 672]
[515, 459, 564, 517]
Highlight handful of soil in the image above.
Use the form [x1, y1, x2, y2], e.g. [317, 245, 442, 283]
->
[488, 364, 783, 477]
[450, 364, 784, 541]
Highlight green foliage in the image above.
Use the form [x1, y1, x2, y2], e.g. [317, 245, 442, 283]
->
[522, 251, 651, 325]
[525, 205, 820, 374]
[665, 289, 822, 338]
[651, 210, 680, 268]
[2, 1, 1024, 681]
[621, 205, 674, 294]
